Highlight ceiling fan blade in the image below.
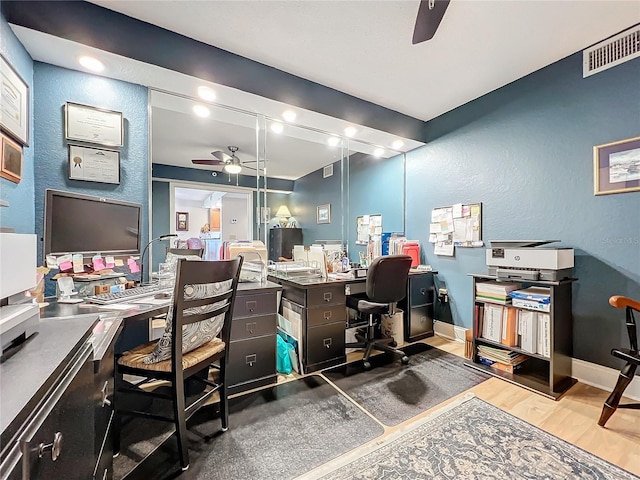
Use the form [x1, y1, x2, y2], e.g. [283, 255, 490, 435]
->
[191, 159, 225, 165]
[412, 0, 450, 45]
[212, 151, 232, 162]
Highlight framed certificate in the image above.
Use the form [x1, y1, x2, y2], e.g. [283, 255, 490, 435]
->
[65, 102, 124, 147]
[0, 54, 29, 146]
[68, 144, 120, 184]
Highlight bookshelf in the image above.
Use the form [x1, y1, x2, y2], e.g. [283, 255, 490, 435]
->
[465, 274, 577, 400]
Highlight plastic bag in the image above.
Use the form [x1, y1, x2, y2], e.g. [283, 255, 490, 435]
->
[276, 334, 293, 374]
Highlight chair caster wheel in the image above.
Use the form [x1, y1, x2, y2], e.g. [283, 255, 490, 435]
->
[221, 426, 229, 432]
[401, 356, 409, 365]
[181, 464, 190, 471]
[363, 361, 372, 370]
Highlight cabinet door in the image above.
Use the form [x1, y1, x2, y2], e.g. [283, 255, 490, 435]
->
[227, 335, 276, 387]
[408, 305, 434, 338]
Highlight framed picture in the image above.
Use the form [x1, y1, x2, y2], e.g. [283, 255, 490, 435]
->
[176, 211, 189, 231]
[0, 54, 29, 146]
[68, 145, 120, 184]
[1, 132, 22, 183]
[317, 204, 331, 224]
[65, 102, 124, 147]
[594, 136, 640, 195]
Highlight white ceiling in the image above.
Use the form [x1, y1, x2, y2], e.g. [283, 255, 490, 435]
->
[90, 0, 640, 121]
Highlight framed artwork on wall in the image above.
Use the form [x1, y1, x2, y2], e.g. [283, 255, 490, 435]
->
[0, 54, 30, 146]
[317, 204, 331, 224]
[68, 145, 120, 184]
[176, 211, 189, 231]
[1, 132, 22, 183]
[65, 102, 124, 147]
[594, 136, 640, 195]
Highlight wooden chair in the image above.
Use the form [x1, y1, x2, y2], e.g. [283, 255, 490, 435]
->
[113, 257, 243, 470]
[598, 295, 640, 427]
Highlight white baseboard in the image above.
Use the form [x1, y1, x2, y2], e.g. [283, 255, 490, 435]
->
[434, 321, 640, 402]
[571, 357, 640, 402]
[434, 320, 467, 343]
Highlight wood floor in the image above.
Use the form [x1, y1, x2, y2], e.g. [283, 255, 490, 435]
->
[288, 335, 640, 476]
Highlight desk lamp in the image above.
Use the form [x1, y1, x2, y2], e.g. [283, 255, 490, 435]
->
[275, 205, 291, 228]
[140, 234, 178, 285]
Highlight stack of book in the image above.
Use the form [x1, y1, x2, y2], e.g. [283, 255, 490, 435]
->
[477, 345, 528, 373]
[508, 286, 551, 312]
[476, 281, 522, 304]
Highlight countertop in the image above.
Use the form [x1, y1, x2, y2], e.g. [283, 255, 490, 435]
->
[0, 315, 98, 448]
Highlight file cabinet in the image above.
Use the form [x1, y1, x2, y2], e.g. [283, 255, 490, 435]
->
[399, 272, 435, 342]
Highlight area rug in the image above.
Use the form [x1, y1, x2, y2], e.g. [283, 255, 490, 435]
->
[322, 343, 489, 426]
[117, 376, 384, 480]
[300, 394, 639, 480]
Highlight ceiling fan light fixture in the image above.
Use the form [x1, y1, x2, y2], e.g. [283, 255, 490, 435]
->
[224, 163, 242, 174]
[197, 86, 217, 102]
[192, 104, 210, 118]
[282, 110, 296, 122]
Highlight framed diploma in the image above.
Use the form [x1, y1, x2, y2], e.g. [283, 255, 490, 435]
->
[68, 145, 120, 184]
[65, 102, 124, 147]
[0, 54, 30, 146]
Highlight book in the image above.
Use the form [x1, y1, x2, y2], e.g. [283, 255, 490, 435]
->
[536, 313, 551, 357]
[512, 298, 551, 312]
[519, 309, 537, 353]
[482, 304, 503, 342]
[476, 281, 522, 295]
[509, 287, 551, 304]
[501, 307, 518, 347]
[478, 356, 526, 374]
[475, 304, 484, 338]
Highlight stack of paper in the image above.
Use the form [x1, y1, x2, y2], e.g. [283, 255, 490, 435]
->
[509, 287, 551, 312]
[477, 345, 528, 373]
[476, 281, 522, 304]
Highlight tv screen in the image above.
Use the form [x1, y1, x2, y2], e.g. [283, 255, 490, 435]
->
[44, 189, 142, 256]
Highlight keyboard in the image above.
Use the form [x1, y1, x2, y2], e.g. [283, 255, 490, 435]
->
[85, 284, 168, 305]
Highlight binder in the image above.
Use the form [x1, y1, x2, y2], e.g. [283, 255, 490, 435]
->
[519, 310, 537, 353]
[501, 307, 518, 347]
[483, 304, 503, 342]
[537, 313, 551, 357]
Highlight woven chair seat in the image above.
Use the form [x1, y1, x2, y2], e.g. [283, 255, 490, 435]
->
[118, 338, 225, 372]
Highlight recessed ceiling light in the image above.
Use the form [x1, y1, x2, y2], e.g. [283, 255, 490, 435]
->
[344, 126, 357, 138]
[327, 136, 340, 147]
[78, 56, 104, 72]
[373, 148, 384, 157]
[392, 140, 404, 150]
[282, 110, 296, 122]
[270, 122, 284, 134]
[197, 86, 217, 102]
[192, 104, 210, 118]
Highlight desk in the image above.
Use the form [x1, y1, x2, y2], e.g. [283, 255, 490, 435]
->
[269, 271, 436, 373]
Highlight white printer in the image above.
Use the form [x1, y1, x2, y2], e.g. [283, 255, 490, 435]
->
[486, 240, 574, 282]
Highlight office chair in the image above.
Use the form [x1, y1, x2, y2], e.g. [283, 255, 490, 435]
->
[113, 257, 243, 470]
[346, 255, 413, 369]
[598, 295, 640, 427]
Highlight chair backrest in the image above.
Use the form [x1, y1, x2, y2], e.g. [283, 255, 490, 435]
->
[167, 247, 204, 258]
[366, 255, 413, 304]
[170, 257, 243, 370]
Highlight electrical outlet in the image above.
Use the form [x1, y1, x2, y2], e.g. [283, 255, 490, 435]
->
[231, 218, 238, 224]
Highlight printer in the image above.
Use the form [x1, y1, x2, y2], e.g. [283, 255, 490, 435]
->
[486, 240, 574, 282]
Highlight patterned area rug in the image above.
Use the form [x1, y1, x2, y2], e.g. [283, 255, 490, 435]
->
[323, 343, 489, 426]
[300, 394, 639, 480]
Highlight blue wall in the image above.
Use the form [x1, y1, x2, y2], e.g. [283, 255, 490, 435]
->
[33, 62, 149, 262]
[406, 53, 640, 368]
[0, 14, 34, 233]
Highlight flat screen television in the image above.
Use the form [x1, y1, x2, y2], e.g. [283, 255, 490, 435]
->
[44, 189, 142, 256]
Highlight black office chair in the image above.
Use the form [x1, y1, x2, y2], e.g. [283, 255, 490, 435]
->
[598, 295, 640, 427]
[113, 257, 242, 470]
[346, 255, 413, 369]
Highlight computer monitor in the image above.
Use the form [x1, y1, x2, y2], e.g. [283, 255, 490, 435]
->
[44, 189, 142, 256]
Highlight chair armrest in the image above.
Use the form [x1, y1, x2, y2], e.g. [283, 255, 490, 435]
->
[609, 296, 640, 312]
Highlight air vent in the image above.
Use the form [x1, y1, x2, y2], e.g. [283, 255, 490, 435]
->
[583, 25, 640, 78]
[323, 164, 333, 178]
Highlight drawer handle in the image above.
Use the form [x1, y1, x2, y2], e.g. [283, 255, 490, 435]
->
[323, 292, 332, 302]
[420, 316, 427, 324]
[39, 432, 63, 461]
[419, 288, 426, 295]
[101, 380, 111, 408]
[246, 322, 257, 334]
[246, 354, 257, 366]
[323, 338, 332, 349]
[246, 300, 257, 312]
[323, 311, 332, 320]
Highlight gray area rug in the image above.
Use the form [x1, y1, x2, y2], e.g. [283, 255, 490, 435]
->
[323, 343, 489, 426]
[117, 376, 384, 480]
[302, 394, 639, 480]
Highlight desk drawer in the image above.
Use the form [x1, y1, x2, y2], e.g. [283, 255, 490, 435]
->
[307, 285, 345, 307]
[306, 321, 345, 366]
[233, 293, 277, 318]
[307, 305, 346, 328]
[409, 275, 434, 307]
[231, 313, 277, 341]
[228, 336, 276, 387]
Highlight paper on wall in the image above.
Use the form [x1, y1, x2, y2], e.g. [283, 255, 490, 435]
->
[452, 203, 463, 218]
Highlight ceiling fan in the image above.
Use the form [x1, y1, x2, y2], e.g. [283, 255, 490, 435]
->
[412, 0, 451, 45]
[191, 146, 256, 174]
